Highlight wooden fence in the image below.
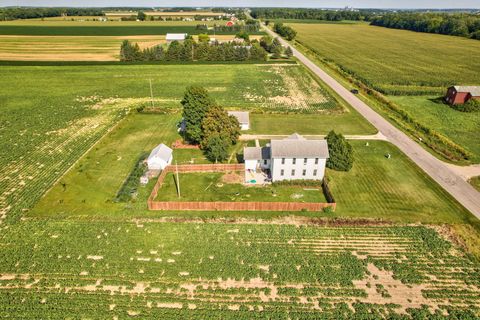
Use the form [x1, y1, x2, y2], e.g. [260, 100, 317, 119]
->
[147, 164, 336, 212]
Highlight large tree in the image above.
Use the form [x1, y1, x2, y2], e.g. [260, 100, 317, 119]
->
[201, 105, 240, 149]
[202, 134, 230, 163]
[325, 130, 354, 171]
[181, 86, 215, 144]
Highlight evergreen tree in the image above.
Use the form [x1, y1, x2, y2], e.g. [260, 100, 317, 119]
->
[325, 130, 354, 171]
[153, 45, 165, 61]
[181, 86, 215, 144]
[182, 39, 196, 61]
[285, 46, 293, 58]
[249, 43, 268, 61]
[272, 45, 283, 59]
[166, 40, 182, 61]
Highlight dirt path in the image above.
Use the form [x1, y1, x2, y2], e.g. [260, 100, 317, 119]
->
[240, 133, 387, 141]
[262, 24, 480, 218]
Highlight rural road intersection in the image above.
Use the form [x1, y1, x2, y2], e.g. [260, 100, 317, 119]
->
[263, 25, 480, 218]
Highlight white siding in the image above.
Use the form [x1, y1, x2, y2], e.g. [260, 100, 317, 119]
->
[245, 159, 258, 171]
[240, 123, 249, 131]
[147, 155, 172, 170]
[271, 157, 326, 182]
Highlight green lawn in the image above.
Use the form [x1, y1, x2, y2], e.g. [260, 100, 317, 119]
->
[156, 172, 327, 203]
[469, 176, 480, 192]
[328, 141, 473, 224]
[389, 96, 480, 163]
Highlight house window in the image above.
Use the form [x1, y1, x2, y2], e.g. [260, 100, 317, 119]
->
[315, 158, 319, 164]
[281, 169, 284, 176]
[313, 169, 318, 176]
[292, 158, 296, 164]
[281, 158, 285, 165]
[291, 169, 295, 176]
[264, 159, 267, 165]
[302, 169, 306, 176]
[304, 158, 307, 164]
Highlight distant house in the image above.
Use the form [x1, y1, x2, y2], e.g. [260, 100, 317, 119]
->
[445, 86, 480, 105]
[166, 33, 187, 42]
[147, 143, 173, 170]
[227, 111, 250, 131]
[244, 133, 329, 183]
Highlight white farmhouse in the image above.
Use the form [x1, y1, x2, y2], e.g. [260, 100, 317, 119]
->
[244, 133, 329, 183]
[147, 143, 173, 171]
[166, 33, 187, 42]
[227, 111, 250, 131]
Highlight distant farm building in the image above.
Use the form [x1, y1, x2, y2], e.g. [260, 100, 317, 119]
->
[445, 86, 480, 105]
[225, 21, 235, 27]
[166, 33, 187, 42]
[147, 143, 173, 171]
[227, 111, 250, 130]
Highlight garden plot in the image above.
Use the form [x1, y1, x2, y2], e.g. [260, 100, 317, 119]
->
[0, 221, 479, 318]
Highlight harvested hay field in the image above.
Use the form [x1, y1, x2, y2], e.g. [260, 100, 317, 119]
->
[0, 35, 165, 61]
[0, 221, 479, 318]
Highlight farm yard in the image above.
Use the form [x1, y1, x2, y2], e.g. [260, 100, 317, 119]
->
[1, 63, 371, 223]
[288, 22, 480, 162]
[0, 221, 479, 318]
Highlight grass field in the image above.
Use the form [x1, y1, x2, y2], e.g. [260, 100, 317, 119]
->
[0, 221, 479, 318]
[0, 34, 258, 61]
[288, 22, 480, 163]
[389, 96, 480, 162]
[1, 63, 369, 223]
[470, 177, 480, 192]
[156, 172, 327, 203]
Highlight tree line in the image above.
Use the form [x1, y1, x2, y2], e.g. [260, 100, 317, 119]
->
[196, 20, 260, 33]
[0, 7, 106, 20]
[371, 13, 480, 39]
[120, 36, 268, 62]
[273, 23, 297, 41]
[250, 8, 377, 22]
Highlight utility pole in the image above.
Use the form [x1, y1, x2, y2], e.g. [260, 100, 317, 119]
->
[175, 161, 181, 198]
[149, 79, 155, 108]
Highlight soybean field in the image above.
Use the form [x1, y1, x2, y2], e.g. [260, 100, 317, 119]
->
[0, 221, 479, 319]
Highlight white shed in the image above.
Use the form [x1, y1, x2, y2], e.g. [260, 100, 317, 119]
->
[228, 111, 250, 131]
[147, 143, 173, 170]
[166, 33, 187, 42]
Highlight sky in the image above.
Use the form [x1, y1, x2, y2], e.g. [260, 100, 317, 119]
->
[1, 1, 480, 9]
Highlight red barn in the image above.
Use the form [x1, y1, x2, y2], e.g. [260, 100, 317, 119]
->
[445, 86, 480, 105]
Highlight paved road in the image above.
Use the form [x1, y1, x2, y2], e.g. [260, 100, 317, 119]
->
[263, 25, 480, 218]
[240, 133, 388, 141]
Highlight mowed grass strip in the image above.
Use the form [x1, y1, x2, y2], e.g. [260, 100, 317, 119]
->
[289, 23, 480, 94]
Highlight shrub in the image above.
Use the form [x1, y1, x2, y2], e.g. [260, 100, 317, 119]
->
[450, 99, 480, 113]
[326, 130, 354, 171]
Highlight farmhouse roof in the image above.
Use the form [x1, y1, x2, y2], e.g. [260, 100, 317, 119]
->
[270, 134, 329, 159]
[148, 143, 173, 162]
[244, 147, 270, 160]
[166, 33, 187, 41]
[453, 86, 480, 97]
[227, 111, 250, 124]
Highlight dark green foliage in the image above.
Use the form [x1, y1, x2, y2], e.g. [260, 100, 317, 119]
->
[119, 38, 268, 63]
[274, 22, 297, 41]
[202, 134, 230, 162]
[115, 152, 147, 202]
[119, 40, 140, 62]
[181, 86, 215, 144]
[371, 13, 480, 39]
[272, 44, 284, 59]
[0, 7, 106, 20]
[326, 130, 354, 171]
[137, 11, 146, 21]
[201, 105, 241, 148]
[450, 99, 480, 113]
[250, 8, 376, 22]
[235, 31, 250, 42]
[285, 46, 293, 58]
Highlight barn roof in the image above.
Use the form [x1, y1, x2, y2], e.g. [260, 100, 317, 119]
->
[227, 111, 250, 124]
[270, 133, 329, 159]
[454, 86, 480, 97]
[148, 143, 173, 162]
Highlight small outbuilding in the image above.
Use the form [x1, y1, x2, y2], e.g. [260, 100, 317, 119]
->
[227, 111, 250, 131]
[445, 86, 480, 105]
[147, 143, 173, 170]
[166, 33, 187, 42]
